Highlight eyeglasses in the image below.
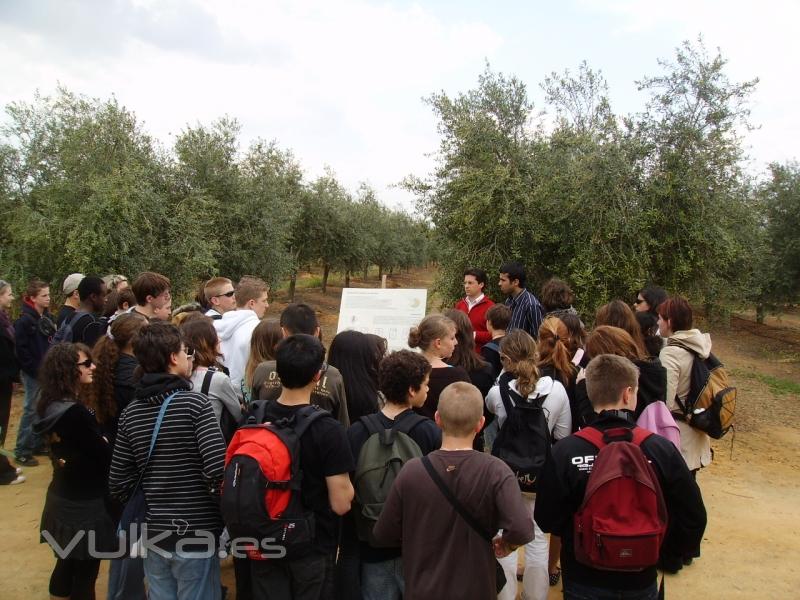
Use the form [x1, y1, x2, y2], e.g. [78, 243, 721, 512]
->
[77, 358, 93, 368]
[184, 347, 195, 360]
[214, 290, 235, 298]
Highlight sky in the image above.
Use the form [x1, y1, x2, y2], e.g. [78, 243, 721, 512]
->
[0, 0, 797, 211]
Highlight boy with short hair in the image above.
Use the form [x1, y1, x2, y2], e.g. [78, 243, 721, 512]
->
[130, 271, 172, 321]
[251, 334, 354, 599]
[535, 354, 707, 599]
[203, 277, 237, 320]
[481, 303, 512, 380]
[374, 381, 534, 599]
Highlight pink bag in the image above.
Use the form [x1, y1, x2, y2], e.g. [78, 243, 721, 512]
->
[636, 401, 681, 451]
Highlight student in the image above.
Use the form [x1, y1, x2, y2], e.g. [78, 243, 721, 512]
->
[540, 277, 579, 321]
[347, 350, 441, 599]
[407, 314, 470, 421]
[499, 261, 544, 339]
[481, 303, 511, 380]
[129, 271, 172, 321]
[242, 318, 282, 405]
[328, 329, 386, 424]
[109, 322, 226, 600]
[0, 279, 23, 485]
[34, 342, 116, 600]
[454, 268, 495, 351]
[595, 300, 648, 357]
[560, 312, 589, 369]
[214, 276, 269, 400]
[56, 273, 85, 327]
[373, 381, 534, 599]
[484, 330, 571, 600]
[444, 309, 495, 398]
[63, 276, 108, 347]
[536, 316, 580, 409]
[103, 274, 130, 293]
[634, 285, 668, 317]
[14, 278, 56, 466]
[203, 277, 237, 320]
[250, 334, 355, 599]
[535, 354, 706, 597]
[252, 303, 350, 426]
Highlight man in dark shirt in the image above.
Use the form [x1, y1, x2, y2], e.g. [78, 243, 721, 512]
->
[65, 276, 108, 347]
[534, 354, 707, 599]
[56, 272, 84, 327]
[499, 261, 544, 339]
[347, 350, 441, 599]
[252, 334, 355, 600]
[374, 381, 534, 600]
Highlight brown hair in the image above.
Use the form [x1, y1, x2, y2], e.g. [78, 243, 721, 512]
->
[486, 303, 511, 331]
[88, 313, 147, 423]
[180, 317, 222, 369]
[499, 329, 539, 397]
[444, 309, 489, 373]
[131, 272, 170, 306]
[407, 314, 455, 352]
[25, 278, 49, 300]
[585, 325, 644, 361]
[246, 319, 282, 387]
[236, 276, 269, 308]
[37, 342, 91, 417]
[540, 278, 575, 312]
[379, 349, 432, 405]
[204, 277, 233, 303]
[585, 354, 639, 409]
[560, 312, 586, 357]
[595, 300, 646, 356]
[437, 381, 483, 436]
[536, 317, 576, 386]
[657, 297, 693, 332]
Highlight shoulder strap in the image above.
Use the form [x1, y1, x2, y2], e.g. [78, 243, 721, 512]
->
[421, 455, 493, 542]
[483, 341, 499, 353]
[666, 339, 697, 356]
[392, 411, 427, 435]
[497, 372, 518, 419]
[132, 392, 178, 491]
[574, 426, 605, 450]
[360, 413, 384, 437]
[200, 368, 215, 396]
[292, 405, 329, 438]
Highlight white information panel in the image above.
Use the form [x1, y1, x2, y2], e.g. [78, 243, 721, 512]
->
[336, 288, 428, 351]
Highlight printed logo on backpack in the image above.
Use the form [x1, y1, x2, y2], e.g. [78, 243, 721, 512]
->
[572, 427, 668, 572]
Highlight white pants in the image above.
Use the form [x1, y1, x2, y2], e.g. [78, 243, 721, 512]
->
[497, 494, 549, 600]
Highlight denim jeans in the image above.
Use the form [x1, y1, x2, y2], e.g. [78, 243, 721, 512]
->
[361, 558, 404, 600]
[106, 556, 146, 600]
[15, 371, 42, 458]
[563, 579, 658, 600]
[143, 552, 221, 600]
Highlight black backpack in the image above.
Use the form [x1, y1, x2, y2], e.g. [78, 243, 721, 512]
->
[52, 310, 90, 344]
[200, 367, 240, 445]
[221, 402, 327, 560]
[491, 372, 551, 492]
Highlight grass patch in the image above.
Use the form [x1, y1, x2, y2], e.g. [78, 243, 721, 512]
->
[731, 369, 800, 395]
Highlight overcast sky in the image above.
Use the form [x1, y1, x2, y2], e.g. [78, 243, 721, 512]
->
[1, 0, 797, 211]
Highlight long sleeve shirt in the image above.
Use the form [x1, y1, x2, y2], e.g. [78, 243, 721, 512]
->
[505, 288, 544, 339]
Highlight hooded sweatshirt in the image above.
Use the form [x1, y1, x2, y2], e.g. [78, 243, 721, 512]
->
[660, 328, 713, 470]
[485, 374, 573, 441]
[33, 400, 111, 499]
[14, 302, 56, 377]
[213, 309, 260, 400]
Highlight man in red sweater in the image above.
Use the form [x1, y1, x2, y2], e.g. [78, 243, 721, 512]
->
[454, 268, 494, 352]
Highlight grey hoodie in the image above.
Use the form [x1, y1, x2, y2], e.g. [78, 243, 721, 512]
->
[213, 309, 260, 400]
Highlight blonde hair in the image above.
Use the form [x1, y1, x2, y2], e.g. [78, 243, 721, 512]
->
[585, 354, 639, 409]
[499, 330, 539, 397]
[235, 276, 269, 307]
[536, 317, 575, 385]
[437, 382, 483, 436]
[407, 314, 455, 352]
[204, 277, 233, 303]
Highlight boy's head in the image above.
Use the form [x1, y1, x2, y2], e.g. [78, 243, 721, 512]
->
[204, 277, 237, 314]
[275, 333, 325, 389]
[379, 350, 432, 407]
[280, 303, 319, 337]
[485, 303, 512, 333]
[132, 272, 171, 310]
[133, 321, 192, 377]
[435, 382, 484, 436]
[585, 354, 639, 411]
[235, 276, 270, 318]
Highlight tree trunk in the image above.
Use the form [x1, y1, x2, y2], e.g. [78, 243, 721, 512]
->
[363, 265, 369, 280]
[288, 271, 297, 302]
[344, 270, 351, 288]
[378, 264, 383, 280]
[756, 303, 765, 325]
[322, 263, 331, 294]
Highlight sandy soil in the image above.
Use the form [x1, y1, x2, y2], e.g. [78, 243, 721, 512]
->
[2, 269, 799, 599]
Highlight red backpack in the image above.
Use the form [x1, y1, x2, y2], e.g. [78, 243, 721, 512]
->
[220, 402, 326, 560]
[573, 426, 668, 571]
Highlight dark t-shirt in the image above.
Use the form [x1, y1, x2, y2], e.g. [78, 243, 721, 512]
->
[417, 365, 471, 420]
[347, 408, 442, 563]
[56, 305, 75, 328]
[480, 336, 504, 381]
[373, 450, 534, 599]
[71, 313, 106, 348]
[261, 401, 355, 556]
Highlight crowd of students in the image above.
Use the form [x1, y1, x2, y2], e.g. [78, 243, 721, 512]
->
[0, 263, 712, 600]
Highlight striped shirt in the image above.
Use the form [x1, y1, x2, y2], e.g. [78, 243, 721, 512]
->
[505, 288, 544, 339]
[109, 386, 226, 546]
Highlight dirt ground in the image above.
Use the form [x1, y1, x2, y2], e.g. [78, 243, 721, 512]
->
[2, 268, 799, 599]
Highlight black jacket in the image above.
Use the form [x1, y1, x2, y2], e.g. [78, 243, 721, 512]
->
[534, 411, 707, 591]
[0, 310, 19, 381]
[14, 304, 56, 377]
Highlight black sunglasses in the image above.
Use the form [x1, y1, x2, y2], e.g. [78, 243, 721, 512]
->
[214, 290, 235, 298]
[77, 358, 93, 368]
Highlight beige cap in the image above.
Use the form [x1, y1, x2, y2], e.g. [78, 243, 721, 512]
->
[62, 273, 85, 295]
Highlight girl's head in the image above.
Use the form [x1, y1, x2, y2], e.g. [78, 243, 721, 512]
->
[179, 317, 221, 369]
[559, 312, 587, 356]
[536, 317, 574, 384]
[329, 330, 387, 421]
[635, 285, 668, 315]
[37, 343, 94, 416]
[245, 319, 282, 387]
[585, 325, 644, 361]
[443, 309, 487, 373]
[540, 278, 575, 313]
[0, 280, 14, 311]
[595, 300, 646, 357]
[498, 329, 539, 397]
[657, 297, 693, 336]
[408, 314, 457, 360]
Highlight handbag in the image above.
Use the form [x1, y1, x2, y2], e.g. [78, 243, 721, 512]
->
[118, 393, 177, 541]
[421, 455, 508, 594]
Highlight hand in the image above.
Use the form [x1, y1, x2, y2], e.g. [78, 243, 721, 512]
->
[493, 535, 517, 558]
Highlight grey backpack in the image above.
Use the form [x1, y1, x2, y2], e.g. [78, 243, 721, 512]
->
[353, 411, 426, 546]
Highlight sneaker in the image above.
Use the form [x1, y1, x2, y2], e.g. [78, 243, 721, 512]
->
[15, 467, 23, 475]
[14, 455, 39, 467]
[1, 474, 25, 485]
